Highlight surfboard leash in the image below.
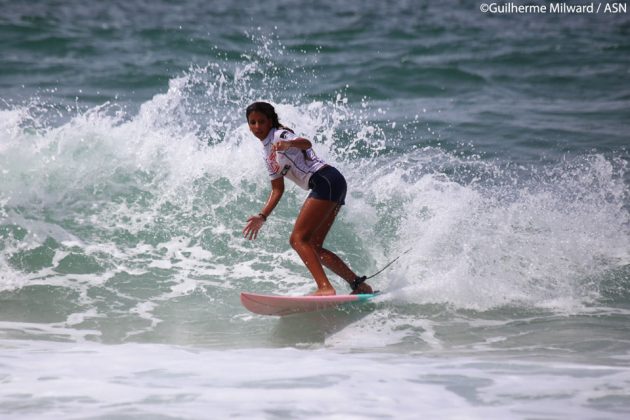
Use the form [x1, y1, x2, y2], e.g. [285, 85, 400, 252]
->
[351, 248, 412, 291]
[365, 247, 412, 280]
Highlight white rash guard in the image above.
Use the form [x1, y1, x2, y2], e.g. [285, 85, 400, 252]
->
[261, 127, 326, 190]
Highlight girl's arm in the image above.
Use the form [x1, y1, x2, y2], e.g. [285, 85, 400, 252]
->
[272, 137, 312, 152]
[243, 177, 285, 240]
[260, 177, 285, 219]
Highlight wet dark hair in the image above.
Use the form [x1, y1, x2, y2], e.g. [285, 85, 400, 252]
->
[246, 102, 294, 132]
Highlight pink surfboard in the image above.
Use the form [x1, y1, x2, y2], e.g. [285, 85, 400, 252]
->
[240, 292, 378, 316]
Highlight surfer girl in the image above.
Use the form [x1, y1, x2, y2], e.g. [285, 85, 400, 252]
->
[242, 101, 373, 296]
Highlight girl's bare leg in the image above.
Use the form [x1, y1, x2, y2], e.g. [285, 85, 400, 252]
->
[304, 202, 373, 294]
[291, 198, 372, 295]
[290, 198, 340, 295]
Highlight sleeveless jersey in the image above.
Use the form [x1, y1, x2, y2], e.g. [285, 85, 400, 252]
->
[261, 128, 326, 190]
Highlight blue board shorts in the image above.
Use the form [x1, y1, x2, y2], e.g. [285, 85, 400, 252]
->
[307, 165, 347, 205]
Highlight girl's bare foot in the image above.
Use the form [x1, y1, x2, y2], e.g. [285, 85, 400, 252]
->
[351, 282, 373, 295]
[309, 287, 336, 296]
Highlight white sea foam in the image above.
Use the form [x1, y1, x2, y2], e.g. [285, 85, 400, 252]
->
[1, 339, 628, 419]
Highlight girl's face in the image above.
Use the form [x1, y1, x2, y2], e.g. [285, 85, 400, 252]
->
[247, 111, 273, 140]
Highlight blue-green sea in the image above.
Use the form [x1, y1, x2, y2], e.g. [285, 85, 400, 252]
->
[1, 1, 629, 418]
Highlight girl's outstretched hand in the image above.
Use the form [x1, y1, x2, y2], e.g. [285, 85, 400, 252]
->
[243, 214, 265, 240]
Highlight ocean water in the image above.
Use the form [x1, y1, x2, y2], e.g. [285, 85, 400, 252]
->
[1, 0, 630, 418]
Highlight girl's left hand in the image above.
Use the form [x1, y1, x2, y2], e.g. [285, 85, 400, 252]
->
[271, 141, 290, 152]
[243, 214, 265, 240]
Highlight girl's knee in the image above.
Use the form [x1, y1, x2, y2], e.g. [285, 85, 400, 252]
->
[290, 231, 309, 249]
[310, 240, 323, 252]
